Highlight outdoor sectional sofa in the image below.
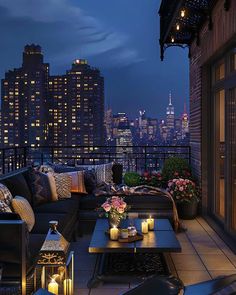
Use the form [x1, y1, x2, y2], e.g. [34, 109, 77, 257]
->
[0, 164, 174, 292]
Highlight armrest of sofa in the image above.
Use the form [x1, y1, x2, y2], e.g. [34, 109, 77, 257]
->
[0, 220, 27, 295]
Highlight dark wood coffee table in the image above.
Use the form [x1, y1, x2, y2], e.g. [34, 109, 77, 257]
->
[87, 218, 181, 288]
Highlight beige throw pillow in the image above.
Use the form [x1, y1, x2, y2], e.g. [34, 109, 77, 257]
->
[66, 171, 87, 194]
[47, 172, 58, 201]
[54, 173, 72, 199]
[12, 196, 35, 232]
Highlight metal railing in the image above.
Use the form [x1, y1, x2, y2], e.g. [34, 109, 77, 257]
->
[0, 145, 191, 175]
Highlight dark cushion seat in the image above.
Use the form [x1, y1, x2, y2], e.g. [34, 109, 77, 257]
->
[34, 195, 80, 214]
[0, 171, 33, 205]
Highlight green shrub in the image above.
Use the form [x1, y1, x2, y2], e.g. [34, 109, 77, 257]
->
[162, 157, 191, 182]
[124, 172, 141, 187]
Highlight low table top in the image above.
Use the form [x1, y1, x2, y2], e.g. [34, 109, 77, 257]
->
[88, 218, 181, 254]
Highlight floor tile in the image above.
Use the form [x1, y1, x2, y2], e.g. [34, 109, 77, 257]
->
[177, 270, 211, 286]
[209, 270, 236, 278]
[171, 254, 206, 271]
[177, 241, 196, 254]
[74, 288, 90, 295]
[90, 288, 129, 295]
[192, 240, 222, 254]
[200, 254, 235, 270]
[74, 270, 94, 288]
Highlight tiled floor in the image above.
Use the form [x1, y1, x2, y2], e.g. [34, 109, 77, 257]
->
[70, 217, 236, 295]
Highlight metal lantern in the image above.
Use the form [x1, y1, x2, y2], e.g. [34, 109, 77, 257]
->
[34, 221, 74, 295]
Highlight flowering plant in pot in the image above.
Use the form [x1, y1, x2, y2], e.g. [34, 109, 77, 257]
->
[99, 196, 130, 228]
[140, 171, 164, 188]
[167, 178, 199, 219]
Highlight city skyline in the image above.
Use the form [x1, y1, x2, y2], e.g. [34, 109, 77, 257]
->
[0, 0, 189, 119]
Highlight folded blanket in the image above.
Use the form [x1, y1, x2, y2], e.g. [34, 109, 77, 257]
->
[94, 183, 180, 231]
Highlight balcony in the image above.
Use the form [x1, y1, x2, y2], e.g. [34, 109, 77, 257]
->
[0, 144, 236, 295]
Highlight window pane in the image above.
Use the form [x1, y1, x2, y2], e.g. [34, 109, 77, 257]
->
[230, 89, 236, 230]
[230, 49, 236, 72]
[215, 63, 225, 81]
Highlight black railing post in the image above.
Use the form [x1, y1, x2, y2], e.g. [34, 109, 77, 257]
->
[14, 147, 17, 171]
[41, 151, 44, 165]
[23, 147, 27, 168]
[2, 149, 5, 174]
[144, 146, 147, 171]
[51, 147, 54, 164]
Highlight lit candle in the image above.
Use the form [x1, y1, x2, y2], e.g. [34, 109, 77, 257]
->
[141, 221, 148, 234]
[147, 217, 154, 230]
[110, 227, 119, 240]
[63, 278, 72, 295]
[48, 279, 58, 295]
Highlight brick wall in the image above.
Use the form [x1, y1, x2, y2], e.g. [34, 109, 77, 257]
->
[189, 0, 236, 211]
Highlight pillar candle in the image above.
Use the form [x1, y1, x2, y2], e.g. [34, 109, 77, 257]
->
[147, 217, 154, 230]
[63, 278, 72, 295]
[48, 279, 58, 295]
[110, 227, 119, 240]
[141, 221, 148, 234]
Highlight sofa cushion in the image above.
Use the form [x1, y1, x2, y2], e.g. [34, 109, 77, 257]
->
[32, 211, 77, 238]
[0, 200, 12, 212]
[28, 169, 54, 206]
[0, 183, 13, 206]
[124, 195, 173, 210]
[54, 173, 72, 199]
[12, 196, 35, 232]
[0, 173, 32, 205]
[79, 194, 106, 210]
[34, 196, 80, 214]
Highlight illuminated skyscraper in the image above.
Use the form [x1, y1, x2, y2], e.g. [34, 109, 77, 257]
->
[166, 91, 175, 131]
[49, 59, 104, 148]
[1, 44, 49, 147]
[1, 47, 104, 151]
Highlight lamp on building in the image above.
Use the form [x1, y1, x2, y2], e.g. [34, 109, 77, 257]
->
[176, 23, 180, 31]
[180, 9, 186, 18]
[34, 221, 74, 295]
[171, 37, 175, 43]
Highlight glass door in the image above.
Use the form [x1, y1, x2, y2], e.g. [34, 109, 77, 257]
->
[213, 89, 225, 219]
[229, 88, 236, 230]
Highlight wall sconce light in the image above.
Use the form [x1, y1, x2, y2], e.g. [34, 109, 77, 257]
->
[171, 37, 175, 43]
[180, 9, 186, 18]
[176, 23, 180, 31]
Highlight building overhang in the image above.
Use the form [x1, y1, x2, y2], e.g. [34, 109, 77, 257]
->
[158, 0, 230, 60]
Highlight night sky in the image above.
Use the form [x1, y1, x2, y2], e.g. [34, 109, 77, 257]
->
[0, 0, 189, 119]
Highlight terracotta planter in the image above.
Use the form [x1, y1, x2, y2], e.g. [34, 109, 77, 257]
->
[176, 199, 198, 220]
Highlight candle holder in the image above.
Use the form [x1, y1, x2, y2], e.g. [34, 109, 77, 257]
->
[34, 221, 74, 295]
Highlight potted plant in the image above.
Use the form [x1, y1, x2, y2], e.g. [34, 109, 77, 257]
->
[167, 178, 199, 219]
[124, 172, 141, 187]
[140, 171, 164, 188]
[162, 157, 192, 187]
[99, 196, 130, 228]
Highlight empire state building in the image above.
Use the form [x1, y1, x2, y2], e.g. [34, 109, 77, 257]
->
[166, 91, 175, 130]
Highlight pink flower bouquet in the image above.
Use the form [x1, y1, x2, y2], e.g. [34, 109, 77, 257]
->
[99, 196, 130, 227]
[167, 178, 199, 203]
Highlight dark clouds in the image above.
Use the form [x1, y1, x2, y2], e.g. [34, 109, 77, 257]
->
[0, 0, 189, 118]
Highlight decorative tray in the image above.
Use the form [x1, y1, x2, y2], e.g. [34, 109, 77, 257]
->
[105, 230, 143, 243]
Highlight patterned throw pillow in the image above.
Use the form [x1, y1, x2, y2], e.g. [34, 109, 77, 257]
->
[0, 200, 12, 212]
[54, 173, 72, 199]
[84, 170, 96, 194]
[0, 183, 13, 206]
[28, 168, 55, 206]
[12, 196, 35, 232]
[95, 163, 113, 184]
[47, 172, 58, 201]
[65, 171, 87, 194]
